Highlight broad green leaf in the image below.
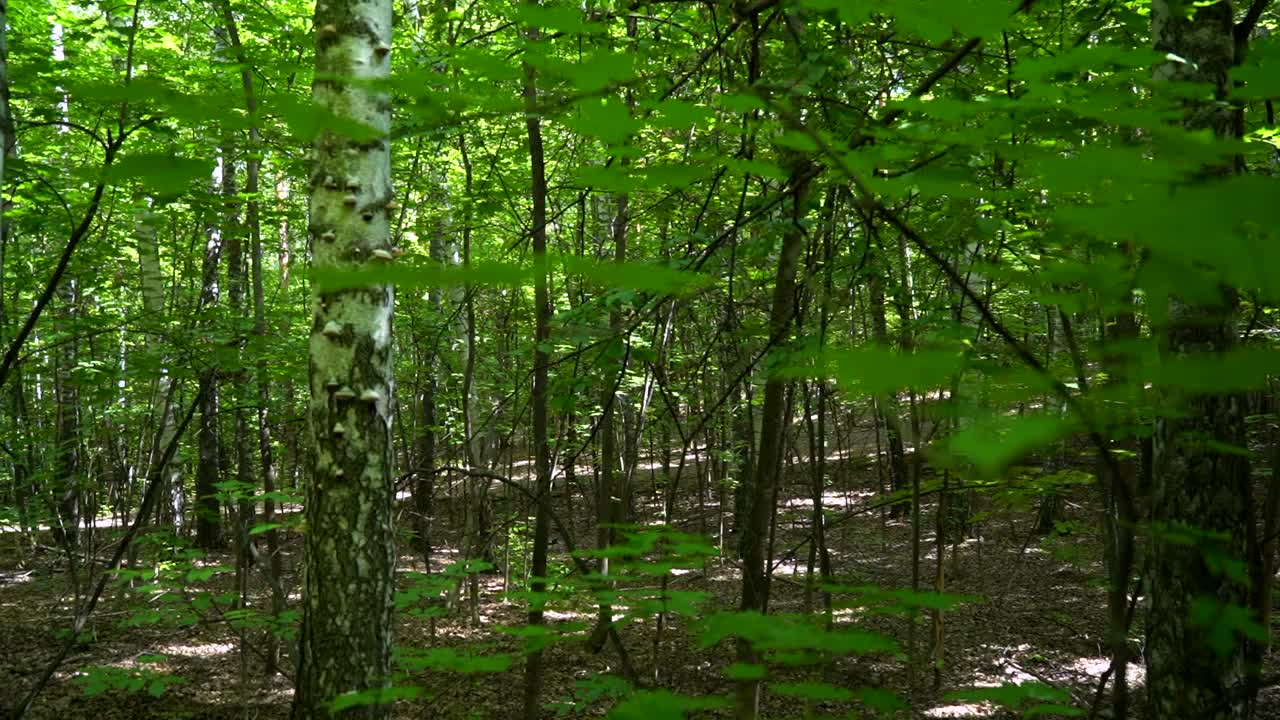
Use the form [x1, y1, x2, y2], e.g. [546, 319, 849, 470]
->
[787, 346, 963, 396]
[515, 4, 593, 34]
[329, 685, 422, 713]
[105, 154, 210, 190]
[569, 50, 635, 92]
[943, 413, 1076, 477]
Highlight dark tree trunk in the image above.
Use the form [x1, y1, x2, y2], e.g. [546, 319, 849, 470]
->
[735, 154, 811, 719]
[521, 12, 553, 716]
[1145, 3, 1254, 719]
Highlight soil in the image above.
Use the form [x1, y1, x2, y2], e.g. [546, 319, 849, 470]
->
[2, 455, 1276, 719]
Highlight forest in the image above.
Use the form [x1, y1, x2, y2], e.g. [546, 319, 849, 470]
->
[1, 0, 1279, 718]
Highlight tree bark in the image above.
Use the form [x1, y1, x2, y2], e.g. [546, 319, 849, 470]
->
[1145, 3, 1253, 719]
[292, 0, 396, 714]
[521, 8, 554, 717]
[735, 154, 811, 720]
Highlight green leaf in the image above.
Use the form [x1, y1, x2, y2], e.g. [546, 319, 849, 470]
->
[562, 98, 642, 146]
[723, 663, 767, 680]
[854, 687, 906, 712]
[1189, 597, 1269, 656]
[105, 154, 209, 191]
[273, 95, 385, 143]
[569, 50, 636, 92]
[785, 346, 963, 396]
[249, 522, 285, 535]
[515, 4, 592, 34]
[943, 413, 1075, 477]
[329, 685, 421, 712]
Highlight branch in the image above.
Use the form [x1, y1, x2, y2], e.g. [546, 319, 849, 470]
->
[14, 120, 108, 150]
[1236, 0, 1272, 46]
[0, 141, 119, 395]
[13, 381, 203, 719]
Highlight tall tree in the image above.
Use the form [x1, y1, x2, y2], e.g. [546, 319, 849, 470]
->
[292, 0, 397, 714]
[520, 2, 553, 714]
[1145, 2, 1256, 719]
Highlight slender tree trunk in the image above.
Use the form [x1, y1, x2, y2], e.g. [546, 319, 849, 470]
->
[217, 0, 285, 674]
[867, 258, 907, 518]
[521, 9, 553, 717]
[292, 0, 396, 714]
[194, 157, 228, 550]
[53, 279, 81, 552]
[735, 149, 811, 720]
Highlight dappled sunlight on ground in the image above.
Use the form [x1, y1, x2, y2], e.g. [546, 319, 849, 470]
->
[925, 701, 998, 718]
[155, 641, 236, 659]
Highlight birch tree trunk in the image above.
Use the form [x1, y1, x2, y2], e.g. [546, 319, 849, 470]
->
[292, 0, 396, 714]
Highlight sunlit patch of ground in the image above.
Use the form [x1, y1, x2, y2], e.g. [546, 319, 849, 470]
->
[925, 701, 998, 718]
[156, 641, 235, 659]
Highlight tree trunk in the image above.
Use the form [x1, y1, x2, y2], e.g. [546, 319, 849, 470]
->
[867, 259, 907, 519]
[521, 10, 553, 717]
[735, 154, 811, 720]
[292, 0, 396, 714]
[194, 156, 229, 550]
[1145, 4, 1253, 719]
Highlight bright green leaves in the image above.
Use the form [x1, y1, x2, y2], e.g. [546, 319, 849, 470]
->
[1015, 45, 1166, 84]
[272, 95, 385, 143]
[104, 153, 210, 194]
[945, 683, 1081, 717]
[699, 611, 900, 657]
[569, 49, 637, 93]
[1231, 34, 1280, 100]
[801, 0, 1013, 41]
[329, 685, 423, 714]
[1188, 597, 1268, 657]
[560, 98, 642, 147]
[943, 413, 1077, 478]
[1055, 175, 1280, 302]
[514, 3, 602, 35]
[313, 254, 709, 299]
[1146, 347, 1280, 395]
[784, 345, 964, 397]
[75, 664, 186, 699]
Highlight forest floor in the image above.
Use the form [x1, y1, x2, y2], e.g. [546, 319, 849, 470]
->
[2, 455, 1277, 719]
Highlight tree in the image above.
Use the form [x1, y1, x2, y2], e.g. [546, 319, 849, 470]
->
[1144, 3, 1259, 719]
[292, 0, 397, 714]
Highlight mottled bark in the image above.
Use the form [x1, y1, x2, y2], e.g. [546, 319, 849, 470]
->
[292, 0, 396, 715]
[1145, 3, 1253, 720]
